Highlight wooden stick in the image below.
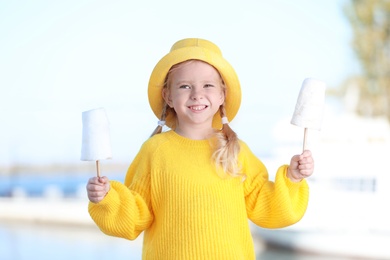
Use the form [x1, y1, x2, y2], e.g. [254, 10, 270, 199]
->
[303, 128, 308, 152]
[96, 160, 101, 178]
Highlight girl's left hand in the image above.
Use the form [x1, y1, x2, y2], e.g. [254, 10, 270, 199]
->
[287, 150, 314, 182]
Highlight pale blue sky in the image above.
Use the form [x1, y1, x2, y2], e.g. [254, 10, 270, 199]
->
[0, 0, 355, 166]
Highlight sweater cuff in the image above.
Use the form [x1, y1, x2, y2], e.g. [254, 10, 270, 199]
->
[88, 180, 123, 212]
[277, 165, 308, 194]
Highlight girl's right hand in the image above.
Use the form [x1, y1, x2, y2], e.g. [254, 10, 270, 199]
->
[86, 176, 110, 203]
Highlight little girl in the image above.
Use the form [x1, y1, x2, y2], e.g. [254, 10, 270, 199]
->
[86, 38, 314, 260]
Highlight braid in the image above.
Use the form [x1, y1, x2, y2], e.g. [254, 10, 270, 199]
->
[212, 105, 243, 179]
[150, 103, 168, 137]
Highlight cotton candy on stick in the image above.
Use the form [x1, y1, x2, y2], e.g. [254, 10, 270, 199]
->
[291, 78, 326, 152]
[81, 108, 112, 178]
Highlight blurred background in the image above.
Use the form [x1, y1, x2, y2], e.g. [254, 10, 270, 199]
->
[1, 0, 389, 259]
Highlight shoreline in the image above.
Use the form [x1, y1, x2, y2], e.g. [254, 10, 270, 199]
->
[0, 197, 94, 227]
[0, 162, 130, 176]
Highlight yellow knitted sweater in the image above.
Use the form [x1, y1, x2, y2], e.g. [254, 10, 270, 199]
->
[89, 130, 309, 260]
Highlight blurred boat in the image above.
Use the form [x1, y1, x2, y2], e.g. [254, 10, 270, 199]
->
[253, 112, 390, 259]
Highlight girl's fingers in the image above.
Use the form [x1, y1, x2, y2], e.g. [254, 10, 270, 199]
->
[86, 176, 110, 203]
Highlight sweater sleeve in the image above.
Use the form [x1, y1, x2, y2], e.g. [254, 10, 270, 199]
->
[241, 142, 309, 229]
[88, 142, 154, 240]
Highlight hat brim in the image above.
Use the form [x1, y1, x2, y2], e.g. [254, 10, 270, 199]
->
[148, 45, 241, 129]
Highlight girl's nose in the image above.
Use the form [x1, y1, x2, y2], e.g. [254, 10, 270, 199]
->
[190, 88, 203, 100]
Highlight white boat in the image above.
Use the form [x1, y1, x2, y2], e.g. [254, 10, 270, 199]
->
[252, 109, 390, 259]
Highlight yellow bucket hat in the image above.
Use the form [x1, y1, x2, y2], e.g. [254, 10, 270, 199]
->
[148, 38, 241, 129]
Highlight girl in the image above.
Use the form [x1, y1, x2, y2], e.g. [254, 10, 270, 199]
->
[86, 38, 314, 260]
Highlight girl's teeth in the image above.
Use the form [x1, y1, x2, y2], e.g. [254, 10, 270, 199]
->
[192, 106, 206, 110]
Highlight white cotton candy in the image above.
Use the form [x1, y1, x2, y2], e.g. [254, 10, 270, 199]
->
[80, 108, 112, 161]
[291, 78, 326, 130]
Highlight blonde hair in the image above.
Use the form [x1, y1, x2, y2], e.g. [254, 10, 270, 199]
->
[150, 60, 242, 178]
[212, 106, 242, 178]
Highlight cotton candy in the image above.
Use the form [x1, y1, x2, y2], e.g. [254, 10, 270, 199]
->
[291, 78, 326, 130]
[81, 108, 112, 161]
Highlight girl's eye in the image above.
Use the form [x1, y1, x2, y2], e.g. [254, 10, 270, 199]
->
[204, 84, 214, 88]
[179, 85, 190, 89]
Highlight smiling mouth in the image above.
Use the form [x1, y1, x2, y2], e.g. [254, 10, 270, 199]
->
[189, 105, 207, 111]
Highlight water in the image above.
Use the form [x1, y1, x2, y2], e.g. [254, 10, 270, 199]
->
[0, 221, 337, 260]
[0, 222, 143, 259]
[0, 173, 124, 198]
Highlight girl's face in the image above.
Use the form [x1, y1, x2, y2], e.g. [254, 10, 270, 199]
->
[163, 60, 225, 133]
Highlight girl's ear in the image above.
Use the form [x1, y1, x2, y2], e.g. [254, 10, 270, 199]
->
[219, 89, 226, 106]
[162, 88, 173, 107]
[221, 94, 225, 105]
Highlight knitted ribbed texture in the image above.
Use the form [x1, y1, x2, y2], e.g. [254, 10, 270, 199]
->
[89, 130, 309, 259]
